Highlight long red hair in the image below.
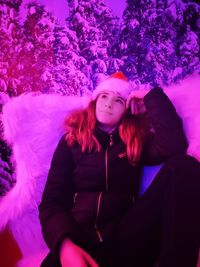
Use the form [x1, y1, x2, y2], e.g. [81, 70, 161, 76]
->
[64, 99, 147, 165]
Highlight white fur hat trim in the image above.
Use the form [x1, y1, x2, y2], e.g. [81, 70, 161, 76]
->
[92, 77, 132, 100]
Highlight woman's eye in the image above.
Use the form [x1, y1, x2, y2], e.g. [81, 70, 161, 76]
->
[100, 94, 107, 99]
[116, 99, 124, 104]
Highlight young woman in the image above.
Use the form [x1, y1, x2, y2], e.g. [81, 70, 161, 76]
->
[39, 72, 200, 267]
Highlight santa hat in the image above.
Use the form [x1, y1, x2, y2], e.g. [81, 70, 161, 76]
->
[92, 71, 132, 100]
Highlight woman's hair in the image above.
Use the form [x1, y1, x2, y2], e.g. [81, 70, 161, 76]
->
[65, 100, 101, 153]
[64, 99, 147, 165]
[119, 112, 147, 165]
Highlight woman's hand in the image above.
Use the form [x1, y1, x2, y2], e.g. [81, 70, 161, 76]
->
[60, 239, 99, 267]
[126, 89, 150, 114]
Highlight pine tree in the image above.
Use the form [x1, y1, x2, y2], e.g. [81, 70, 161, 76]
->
[67, 0, 119, 88]
[120, 0, 177, 86]
[23, 2, 56, 93]
[0, 0, 23, 96]
[118, 0, 142, 81]
[175, 1, 200, 79]
[140, 0, 177, 86]
[53, 23, 90, 95]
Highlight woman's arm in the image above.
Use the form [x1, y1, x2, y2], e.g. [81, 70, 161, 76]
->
[141, 87, 188, 165]
[39, 136, 83, 252]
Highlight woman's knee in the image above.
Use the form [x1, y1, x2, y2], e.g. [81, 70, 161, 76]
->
[161, 154, 200, 189]
[164, 154, 200, 170]
[154, 154, 200, 190]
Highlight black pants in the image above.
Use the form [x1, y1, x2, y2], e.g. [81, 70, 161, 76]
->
[41, 155, 200, 267]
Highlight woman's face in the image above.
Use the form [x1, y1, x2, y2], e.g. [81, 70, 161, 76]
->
[95, 91, 126, 131]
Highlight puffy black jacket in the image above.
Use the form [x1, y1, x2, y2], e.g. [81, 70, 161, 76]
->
[39, 88, 188, 252]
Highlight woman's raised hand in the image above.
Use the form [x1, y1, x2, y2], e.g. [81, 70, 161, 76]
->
[60, 239, 99, 267]
[126, 89, 150, 114]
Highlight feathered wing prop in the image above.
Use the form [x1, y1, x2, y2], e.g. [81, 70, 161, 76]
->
[0, 74, 199, 267]
[0, 93, 89, 266]
[163, 74, 200, 161]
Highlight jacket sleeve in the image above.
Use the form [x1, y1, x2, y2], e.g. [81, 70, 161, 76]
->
[141, 87, 188, 165]
[39, 136, 83, 252]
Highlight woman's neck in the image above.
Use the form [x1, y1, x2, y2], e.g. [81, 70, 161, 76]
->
[97, 123, 119, 134]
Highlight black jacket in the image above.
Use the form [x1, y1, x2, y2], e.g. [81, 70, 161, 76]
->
[39, 88, 188, 252]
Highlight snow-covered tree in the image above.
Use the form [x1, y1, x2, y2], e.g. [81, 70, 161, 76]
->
[120, 0, 178, 86]
[53, 23, 90, 95]
[175, 1, 200, 79]
[1, 0, 199, 96]
[67, 0, 119, 88]
[118, 0, 200, 85]
[140, 1, 177, 86]
[117, 0, 142, 81]
[23, 1, 56, 93]
[0, 0, 23, 96]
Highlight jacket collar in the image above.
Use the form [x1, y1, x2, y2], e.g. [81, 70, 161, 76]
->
[94, 125, 121, 150]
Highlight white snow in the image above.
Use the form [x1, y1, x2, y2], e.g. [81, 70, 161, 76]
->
[29, 6, 36, 15]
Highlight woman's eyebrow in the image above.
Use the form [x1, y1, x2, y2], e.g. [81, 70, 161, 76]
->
[116, 96, 125, 101]
[100, 91, 109, 95]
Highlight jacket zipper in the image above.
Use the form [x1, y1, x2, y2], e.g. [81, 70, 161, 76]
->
[94, 133, 113, 242]
[105, 148, 109, 191]
[73, 192, 78, 203]
[105, 133, 113, 191]
[95, 192, 103, 242]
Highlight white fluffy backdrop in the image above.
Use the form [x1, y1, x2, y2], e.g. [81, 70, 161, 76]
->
[0, 74, 200, 267]
[1, 94, 90, 266]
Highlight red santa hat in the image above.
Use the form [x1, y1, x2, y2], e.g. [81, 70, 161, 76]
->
[92, 71, 132, 100]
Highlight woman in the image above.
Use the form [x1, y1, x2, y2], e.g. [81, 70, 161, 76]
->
[39, 72, 200, 267]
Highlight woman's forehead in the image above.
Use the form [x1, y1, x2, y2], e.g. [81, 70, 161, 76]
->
[99, 90, 125, 100]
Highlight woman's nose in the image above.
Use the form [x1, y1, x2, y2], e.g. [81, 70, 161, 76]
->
[105, 101, 112, 108]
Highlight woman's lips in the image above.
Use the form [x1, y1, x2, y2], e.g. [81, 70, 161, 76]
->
[100, 110, 112, 115]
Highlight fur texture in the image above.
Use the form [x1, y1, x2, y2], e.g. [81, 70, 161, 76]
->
[0, 93, 89, 266]
[0, 74, 200, 266]
[164, 74, 200, 160]
[92, 76, 132, 100]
